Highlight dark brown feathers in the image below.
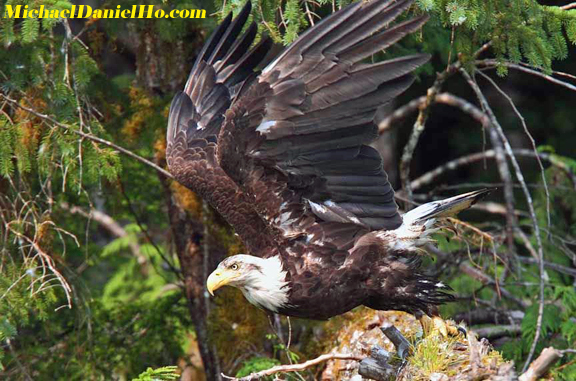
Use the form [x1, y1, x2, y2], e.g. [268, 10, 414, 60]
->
[166, 0, 462, 320]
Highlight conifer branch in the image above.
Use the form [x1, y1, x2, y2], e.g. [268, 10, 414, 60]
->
[0, 93, 174, 180]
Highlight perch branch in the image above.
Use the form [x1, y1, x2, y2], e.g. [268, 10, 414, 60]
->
[221, 353, 363, 381]
[519, 347, 563, 381]
[561, 2, 576, 10]
[0, 93, 174, 179]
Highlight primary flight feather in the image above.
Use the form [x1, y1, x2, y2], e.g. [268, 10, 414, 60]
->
[166, 0, 488, 326]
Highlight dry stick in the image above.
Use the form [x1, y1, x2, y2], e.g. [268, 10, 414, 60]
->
[379, 92, 489, 133]
[459, 263, 528, 308]
[394, 43, 494, 205]
[118, 178, 182, 279]
[461, 69, 546, 372]
[410, 149, 572, 191]
[398, 66, 460, 209]
[221, 353, 363, 381]
[561, 2, 576, 10]
[476, 70, 551, 235]
[59, 202, 147, 266]
[0, 93, 174, 179]
[519, 347, 563, 381]
[4, 223, 72, 309]
[517, 256, 576, 278]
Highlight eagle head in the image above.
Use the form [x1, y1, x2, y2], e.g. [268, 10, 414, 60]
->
[206, 254, 290, 312]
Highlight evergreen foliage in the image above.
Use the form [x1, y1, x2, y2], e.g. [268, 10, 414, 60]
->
[0, 0, 574, 379]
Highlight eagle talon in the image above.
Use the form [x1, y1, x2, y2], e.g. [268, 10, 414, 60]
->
[419, 315, 465, 339]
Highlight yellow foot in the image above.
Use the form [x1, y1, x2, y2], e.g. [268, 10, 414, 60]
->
[419, 315, 466, 338]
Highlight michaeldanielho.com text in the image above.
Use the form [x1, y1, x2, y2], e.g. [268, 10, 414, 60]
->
[4, 5, 207, 19]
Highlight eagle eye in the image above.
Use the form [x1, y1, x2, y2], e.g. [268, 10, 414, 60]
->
[230, 263, 239, 271]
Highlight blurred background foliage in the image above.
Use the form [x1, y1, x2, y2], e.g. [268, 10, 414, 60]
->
[0, 0, 575, 379]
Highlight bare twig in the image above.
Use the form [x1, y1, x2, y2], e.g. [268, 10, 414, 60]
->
[476, 59, 576, 92]
[3, 223, 72, 309]
[0, 93, 173, 179]
[221, 353, 363, 381]
[59, 202, 147, 267]
[561, 2, 576, 10]
[476, 70, 551, 234]
[460, 69, 546, 372]
[459, 263, 528, 308]
[460, 71, 517, 253]
[410, 148, 571, 191]
[379, 92, 489, 133]
[399, 66, 460, 208]
[516, 256, 576, 278]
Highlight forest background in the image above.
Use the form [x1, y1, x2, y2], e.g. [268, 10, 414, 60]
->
[0, 0, 576, 379]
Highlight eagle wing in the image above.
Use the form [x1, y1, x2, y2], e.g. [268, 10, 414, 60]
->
[166, 2, 278, 256]
[217, 0, 429, 250]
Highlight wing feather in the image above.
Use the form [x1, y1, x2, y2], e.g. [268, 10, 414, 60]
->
[218, 0, 429, 246]
[166, 2, 277, 256]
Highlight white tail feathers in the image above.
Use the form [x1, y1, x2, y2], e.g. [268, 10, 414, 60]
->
[403, 189, 491, 225]
[377, 189, 491, 252]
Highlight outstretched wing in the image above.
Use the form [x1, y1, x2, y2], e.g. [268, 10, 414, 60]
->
[166, 2, 277, 255]
[218, 0, 428, 249]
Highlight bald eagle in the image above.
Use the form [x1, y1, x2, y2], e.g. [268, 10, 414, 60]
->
[166, 0, 488, 331]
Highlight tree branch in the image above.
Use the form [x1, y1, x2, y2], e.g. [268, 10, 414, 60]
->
[222, 353, 363, 381]
[410, 148, 575, 191]
[519, 347, 563, 381]
[59, 202, 147, 267]
[460, 69, 546, 371]
[398, 66, 460, 208]
[561, 2, 576, 10]
[476, 60, 576, 92]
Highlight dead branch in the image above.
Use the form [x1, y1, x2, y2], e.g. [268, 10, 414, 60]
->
[0, 93, 173, 179]
[473, 325, 522, 340]
[460, 69, 546, 371]
[378, 92, 489, 134]
[516, 256, 576, 278]
[476, 70, 551, 233]
[398, 66, 460, 208]
[519, 347, 563, 381]
[454, 309, 524, 326]
[410, 148, 576, 191]
[221, 353, 363, 381]
[59, 202, 147, 267]
[476, 60, 576, 92]
[459, 263, 528, 308]
[3, 223, 72, 310]
[561, 2, 576, 10]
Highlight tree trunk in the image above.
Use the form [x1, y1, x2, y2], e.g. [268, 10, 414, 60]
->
[161, 178, 226, 381]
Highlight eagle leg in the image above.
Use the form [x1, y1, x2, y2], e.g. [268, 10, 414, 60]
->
[419, 315, 465, 338]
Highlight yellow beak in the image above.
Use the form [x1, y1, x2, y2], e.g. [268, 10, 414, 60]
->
[206, 268, 239, 296]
